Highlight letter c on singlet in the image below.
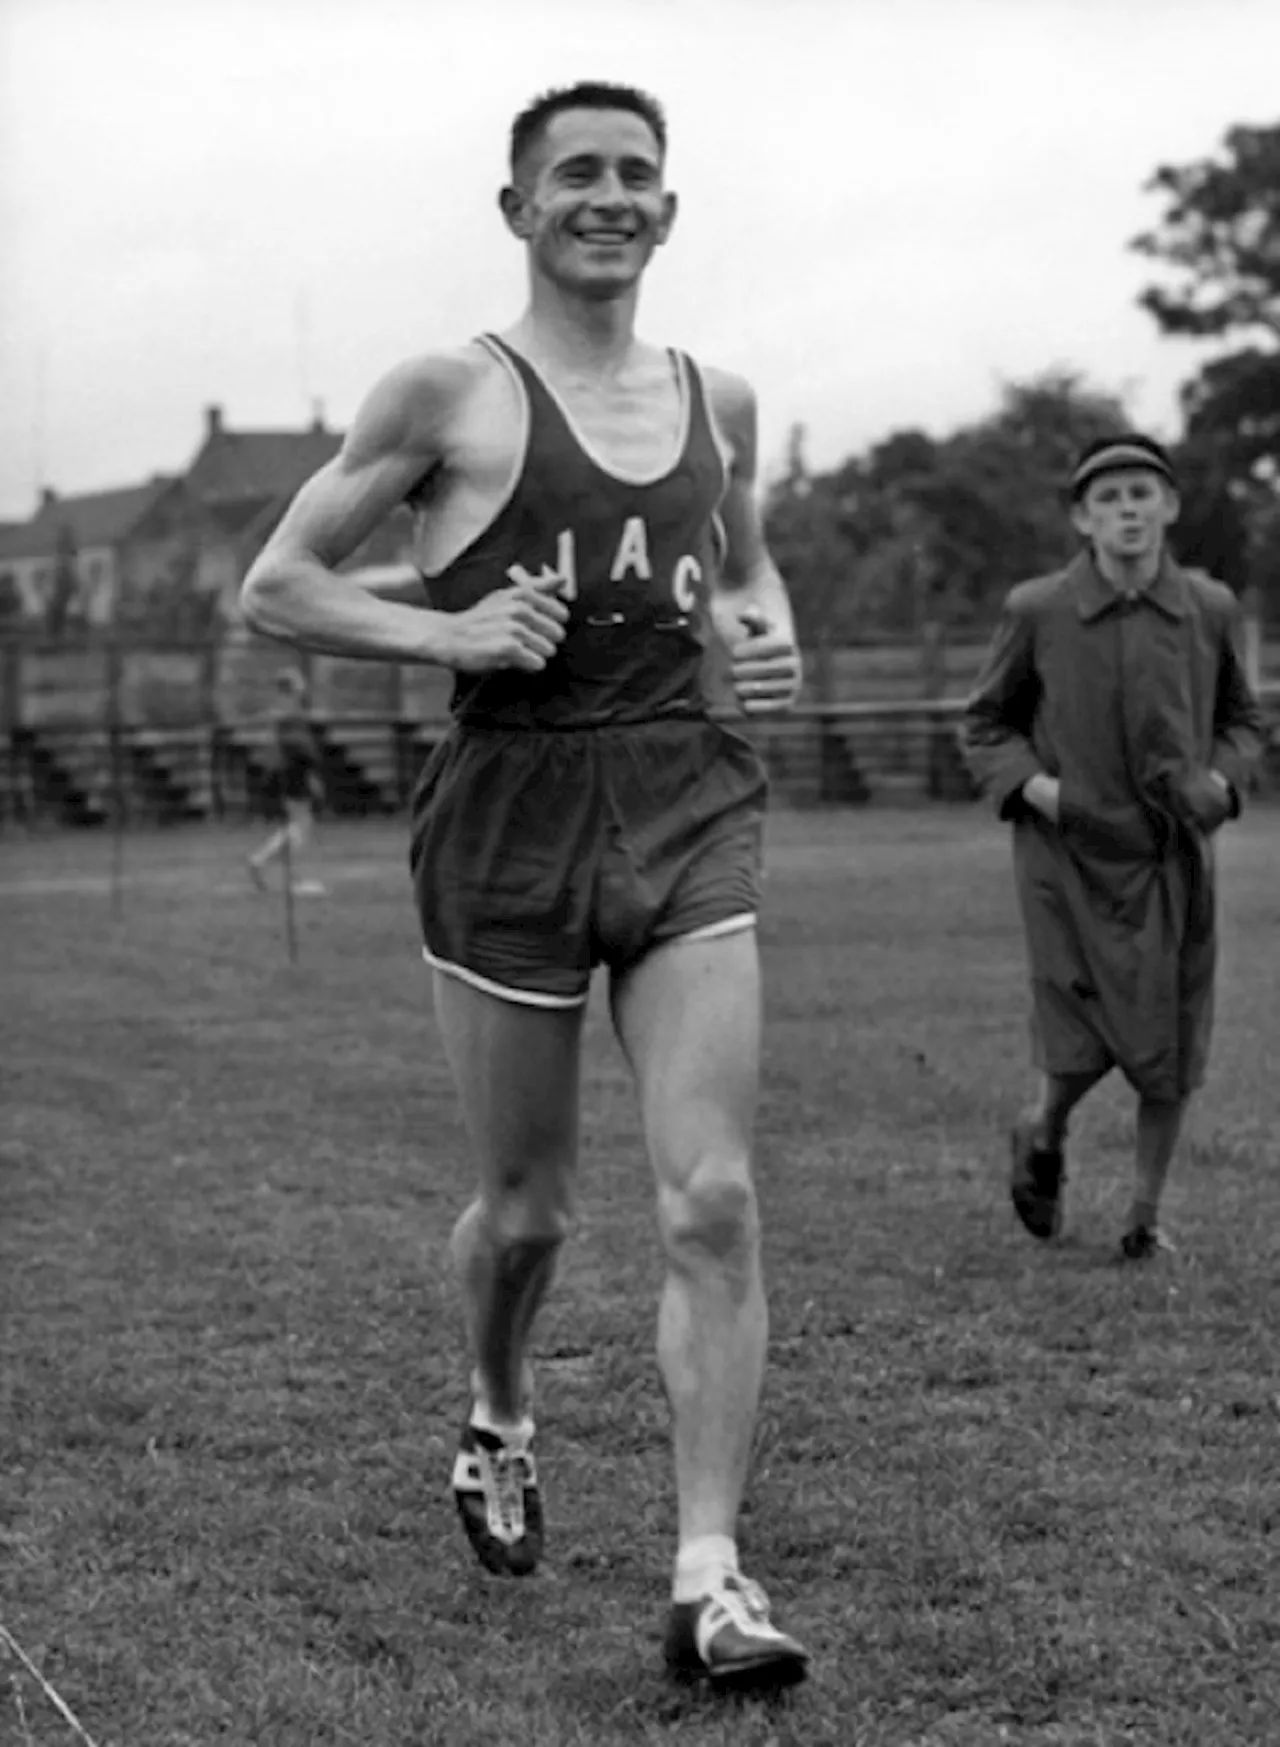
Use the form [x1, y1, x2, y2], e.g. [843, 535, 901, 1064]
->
[671, 554, 702, 611]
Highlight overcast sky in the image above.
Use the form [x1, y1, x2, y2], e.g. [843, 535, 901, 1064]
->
[1, 0, 1277, 519]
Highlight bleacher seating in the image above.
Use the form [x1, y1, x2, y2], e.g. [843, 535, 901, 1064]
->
[21, 728, 112, 825]
[1, 666, 1275, 830]
[212, 725, 278, 819]
[395, 721, 448, 802]
[315, 721, 400, 813]
[0, 736, 30, 826]
[129, 728, 214, 820]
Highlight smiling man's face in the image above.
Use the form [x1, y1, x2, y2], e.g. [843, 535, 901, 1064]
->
[502, 107, 676, 300]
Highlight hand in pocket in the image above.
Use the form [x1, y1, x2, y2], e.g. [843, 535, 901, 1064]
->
[1177, 768, 1234, 834]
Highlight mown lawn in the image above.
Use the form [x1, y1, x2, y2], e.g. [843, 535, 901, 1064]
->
[1, 808, 1277, 1746]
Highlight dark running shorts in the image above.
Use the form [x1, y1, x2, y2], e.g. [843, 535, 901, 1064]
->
[266, 755, 315, 812]
[409, 716, 768, 1007]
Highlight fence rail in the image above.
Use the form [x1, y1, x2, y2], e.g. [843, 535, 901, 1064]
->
[4, 630, 1278, 733]
[3, 694, 1277, 832]
[2, 628, 1277, 829]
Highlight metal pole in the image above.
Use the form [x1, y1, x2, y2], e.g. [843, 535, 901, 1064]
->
[108, 641, 125, 919]
[280, 814, 298, 964]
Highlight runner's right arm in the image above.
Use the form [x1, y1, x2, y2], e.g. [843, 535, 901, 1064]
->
[339, 562, 432, 605]
[241, 357, 566, 673]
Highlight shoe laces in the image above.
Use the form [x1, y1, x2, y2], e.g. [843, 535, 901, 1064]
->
[716, 1572, 772, 1627]
[692, 1571, 787, 1662]
[481, 1443, 533, 1543]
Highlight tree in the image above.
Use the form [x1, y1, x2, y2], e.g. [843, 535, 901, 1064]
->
[927, 371, 1130, 619]
[1134, 122, 1280, 614]
[1132, 124, 1280, 344]
[763, 425, 865, 694]
[765, 373, 1135, 645]
[1168, 438, 1253, 587]
[1179, 348, 1280, 485]
[848, 371, 1129, 628]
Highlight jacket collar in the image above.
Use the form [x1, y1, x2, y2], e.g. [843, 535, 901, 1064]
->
[1072, 550, 1188, 622]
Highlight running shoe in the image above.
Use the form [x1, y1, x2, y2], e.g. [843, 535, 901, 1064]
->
[1010, 1118, 1066, 1241]
[451, 1420, 543, 1578]
[664, 1572, 809, 1689]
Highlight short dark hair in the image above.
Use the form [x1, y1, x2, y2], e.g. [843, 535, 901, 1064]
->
[509, 81, 667, 181]
[1069, 432, 1177, 500]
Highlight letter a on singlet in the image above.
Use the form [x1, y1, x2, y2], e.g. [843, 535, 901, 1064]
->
[507, 528, 577, 600]
[610, 516, 653, 583]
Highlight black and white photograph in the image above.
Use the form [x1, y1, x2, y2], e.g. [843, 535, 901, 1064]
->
[1, 2, 1278, 1742]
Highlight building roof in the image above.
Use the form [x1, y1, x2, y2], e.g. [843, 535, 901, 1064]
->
[185, 408, 342, 504]
[0, 407, 345, 569]
[0, 478, 175, 563]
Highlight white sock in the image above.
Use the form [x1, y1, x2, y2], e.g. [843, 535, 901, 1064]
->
[672, 1534, 739, 1603]
[469, 1397, 534, 1447]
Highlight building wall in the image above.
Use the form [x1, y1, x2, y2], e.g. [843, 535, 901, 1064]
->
[5, 555, 56, 618]
[0, 471, 417, 634]
[75, 547, 118, 624]
[0, 546, 118, 624]
[114, 491, 234, 635]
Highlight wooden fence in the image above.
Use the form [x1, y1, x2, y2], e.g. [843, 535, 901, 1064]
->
[1, 635, 1277, 829]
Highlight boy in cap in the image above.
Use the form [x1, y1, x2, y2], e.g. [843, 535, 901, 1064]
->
[963, 434, 1264, 1257]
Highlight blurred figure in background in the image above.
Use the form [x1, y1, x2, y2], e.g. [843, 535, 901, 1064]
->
[247, 668, 326, 895]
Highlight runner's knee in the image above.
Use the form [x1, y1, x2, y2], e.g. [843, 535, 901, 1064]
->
[658, 1158, 759, 1267]
[483, 1175, 575, 1250]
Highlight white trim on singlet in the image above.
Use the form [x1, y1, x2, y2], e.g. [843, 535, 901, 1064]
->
[417, 336, 532, 583]
[700, 375, 736, 507]
[505, 344, 692, 487]
[421, 945, 589, 1009]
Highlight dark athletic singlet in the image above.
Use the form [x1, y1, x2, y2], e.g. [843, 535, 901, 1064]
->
[415, 335, 729, 731]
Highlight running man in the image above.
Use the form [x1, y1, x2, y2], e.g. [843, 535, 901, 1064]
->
[964, 435, 1263, 1257]
[246, 668, 326, 895]
[241, 82, 809, 1687]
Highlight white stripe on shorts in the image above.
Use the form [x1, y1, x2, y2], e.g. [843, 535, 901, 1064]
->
[421, 913, 756, 1005]
[421, 946, 589, 1010]
[668, 911, 758, 945]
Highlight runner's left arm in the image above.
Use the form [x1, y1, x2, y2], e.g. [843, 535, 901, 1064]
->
[704, 369, 802, 714]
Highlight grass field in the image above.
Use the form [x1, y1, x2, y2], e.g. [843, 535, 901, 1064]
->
[2, 807, 1278, 1747]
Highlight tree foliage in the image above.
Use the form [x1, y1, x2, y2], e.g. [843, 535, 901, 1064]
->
[1133, 119, 1280, 617]
[765, 371, 1131, 652]
[1180, 348, 1280, 484]
[1132, 124, 1280, 344]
